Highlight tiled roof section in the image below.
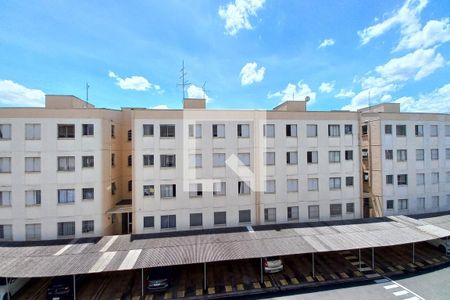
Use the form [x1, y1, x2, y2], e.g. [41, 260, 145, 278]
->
[0, 213, 449, 277]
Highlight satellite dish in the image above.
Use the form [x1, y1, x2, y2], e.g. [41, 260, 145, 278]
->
[305, 96, 310, 102]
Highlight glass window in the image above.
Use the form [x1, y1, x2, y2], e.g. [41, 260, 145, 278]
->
[189, 183, 203, 198]
[25, 124, 41, 140]
[213, 153, 226, 167]
[446, 125, 450, 136]
[397, 174, 408, 185]
[306, 124, 317, 137]
[361, 125, 368, 135]
[430, 125, 438, 137]
[238, 181, 251, 195]
[143, 154, 154, 166]
[189, 213, 203, 227]
[111, 153, 115, 167]
[417, 197, 425, 210]
[415, 125, 423, 137]
[286, 151, 298, 165]
[58, 189, 75, 204]
[416, 149, 424, 161]
[82, 156, 94, 168]
[25, 157, 41, 172]
[308, 178, 319, 191]
[111, 125, 115, 138]
[264, 208, 276, 222]
[189, 154, 202, 168]
[143, 216, 154, 228]
[127, 130, 132, 141]
[330, 204, 342, 217]
[82, 124, 94, 136]
[143, 124, 154, 136]
[345, 150, 353, 160]
[160, 184, 176, 198]
[111, 182, 116, 195]
[160, 154, 176, 167]
[431, 172, 439, 184]
[328, 124, 340, 137]
[431, 149, 439, 160]
[286, 124, 297, 137]
[57, 222, 75, 236]
[0, 124, 11, 140]
[188, 124, 202, 138]
[329, 177, 341, 190]
[265, 152, 275, 165]
[161, 215, 176, 229]
[25, 190, 41, 206]
[328, 151, 340, 163]
[82, 188, 94, 200]
[0, 225, 12, 240]
[385, 150, 393, 160]
[432, 196, 440, 208]
[25, 224, 41, 241]
[416, 173, 425, 185]
[213, 182, 226, 196]
[128, 180, 132, 192]
[238, 153, 250, 166]
[398, 199, 408, 210]
[308, 205, 320, 219]
[264, 180, 276, 194]
[344, 124, 353, 135]
[214, 211, 226, 225]
[128, 155, 132, 167]
[307, 151, 318, 164]
[346, 176, 354, 187]
[447, 171, 450, 183]
[143, 185, 155, 197]
[397, 149, 407, 162]
[160, 124, 175, 138]
[384, 125, 392, 134]
[57, 124, 75, 138]
[287, 206, 299, 221]
[237, 124, 250, 138]
[386, 200, 394, 210]
[346, 203, 355, 214]
[287, 179, 298, 192]
[57, 156, 75, 171]
[263, 124, 275, 137]
[238, 209, 251, 223]
[396, 125, 406, 136]
[212, 124, 225, 138]
[0, 191, 11, 206]
[446, 148, 450, 160]
[82, 220, 94, 233]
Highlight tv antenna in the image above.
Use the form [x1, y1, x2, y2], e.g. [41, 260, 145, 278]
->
[177, 60, 191, 99]
[201, 81, 209, 99]
[85, 82, 90, 107]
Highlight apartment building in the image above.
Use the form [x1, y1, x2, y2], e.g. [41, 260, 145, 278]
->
[0, 95, 448, 241]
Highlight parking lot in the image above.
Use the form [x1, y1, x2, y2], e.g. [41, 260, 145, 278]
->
[13, 242, 448, 300]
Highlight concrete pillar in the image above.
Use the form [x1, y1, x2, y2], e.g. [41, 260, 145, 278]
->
[141, 268, 144, 297]
[73, 274, 76, 300]
[260, 258, 264, 284]
[203, 263, 207, 291]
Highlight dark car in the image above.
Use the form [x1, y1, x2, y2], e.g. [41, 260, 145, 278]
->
[145, 267, 172, 292]
[47, 275, 83, 300]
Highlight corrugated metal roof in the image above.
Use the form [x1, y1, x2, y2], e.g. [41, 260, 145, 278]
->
[0, 213, 449, 277]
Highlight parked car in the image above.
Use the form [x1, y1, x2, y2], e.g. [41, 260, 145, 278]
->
[145, 267, 172, 292]
[0, 277, 30, 300]
[263, 256, 283, 273]
[427, 238, 450, 254]
[47, 275, 84, 300]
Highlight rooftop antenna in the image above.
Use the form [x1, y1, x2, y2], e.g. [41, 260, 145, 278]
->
[85, 82, 90, 108]
[201, 81, 209, 99]
[177, 60, 191, 100]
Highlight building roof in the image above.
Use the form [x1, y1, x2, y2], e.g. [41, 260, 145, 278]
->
[0, 213, 449, 278]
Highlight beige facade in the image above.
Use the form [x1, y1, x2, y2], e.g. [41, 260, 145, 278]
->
[0, 96, 449, 240]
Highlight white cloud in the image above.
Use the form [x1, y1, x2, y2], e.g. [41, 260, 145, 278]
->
[394, 83, 450, 112]
[318, 38, 335, 48]
[218, 0, 265, 36]
[395, 18, 450, 51]
[108, 71, 157, 91]
[187, 84, 212, 103]
[0, 80, 45, 107]
[239, 62, 265, 85]
[268, 81, 316, 104]
[342, 85, 397, 111]
[151, 104, 169, 109]
[335, 89, 356, 99]
[319, 81, 335, 93]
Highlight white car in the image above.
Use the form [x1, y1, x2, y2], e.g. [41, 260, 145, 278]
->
[427, 238, 450, 254]
[0, 277, 30, 300]
[264, 256, 284, 273]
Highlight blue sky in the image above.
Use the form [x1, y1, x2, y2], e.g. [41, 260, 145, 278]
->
[0, 0, 449, 112]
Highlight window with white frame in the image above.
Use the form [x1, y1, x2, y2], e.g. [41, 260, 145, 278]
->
[189, 183, 203, 198]
[25, 224, 41, 241]
[188, 124, 202, 138]
[346, 203, 355, 214]
[330, 204, 342, 217]
[431, 149, 439, 160]
[398, 199, 408, 210]
[264, 208, 276, 222]
[344, 124, 353, 135]
[0, 124, 11, 140]
[238, 153, 250, 166]
[307, 151, 318, 164]
[345, 150, 353, 160]
[385, 125, 392, 134]
[287, 206, 299, 221]
[212, 124, 225, 138]
[264, 180, 276, 194]
[143, 124, 154, 136]
[214, 211, 226, 225]
[82, 220, 94, 233]
[160, 184, 176, 198]
[397, 149, 407, 162]
[263, 124, 275, 137]
[265, 152, 275, 165]
[431, 172, 439, 184]
[58, 189, 75, 204]
[385, 150, 393, 160]
[213, 153, 226, 167]
[160, 124, 175, 138]
[329, 177, 341, 190]
[0, 191, 11, 206]
[189, 154, 202, 168]
[416, 173, 425, 185]
[386, 200, 394, 210]
[190, 213, 203, 227]
[57, 124, 75, 138]
[82, 188, 94, 200]
[0, 157, 11, 173]
[213, 182, 226, 196]
[25, 157, 40, 172]
[386, 175, 393, 184]
[396, 125, 406, 137]
[143, 185, 155, 197]
[25, 124, 41, 140]
[329, 151, 340, 163]
[286, 151, 298, 165]
[25, 190, 41, 206]
[346, 176, 354, 187]
[57, 222, 75, 237]
[286, 124, 297, 137]
[308, 178, 319, 191]
[446, 148, 450, 160]
[161, 215, 176, 229]
[160, 154, 176, 167]
[238, 181, 251, 195]
[57, 156, 75, 171]
[415, 125, 423, 137]
[432, 196, 439, 208]
[306, 124, 317, 137]
[446, 125, 450, 136]
[82, 124, 94, 136]
[237, 124, 250, 138]
[430, 125, 438, 137]
[82, 156, 94, 168]
[287, 179, 298, 192]
[308, 205, 320, 219]
[416, 149, 424, 161]
[0, 225, 12, 240]
[143, 216, 154, 228]
[143, 154, 154, 166]
[397, 174, 408, 185]
[239, 209, 251, 223]
[328, 124, 340, 137]
[417, 197, 425, 210]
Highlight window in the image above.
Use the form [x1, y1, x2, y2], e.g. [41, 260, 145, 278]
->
[308, 178, 319, 191]
[432, 196, 440, 208]
[265, 152, 275, 165]
[160, 154, 176, 167]
[329, 177, 341, 190]
[397, 174, 408, 185]
[57, 124, 75, 138]
[264, 180, 276, 194]
[430, 125, 438, 137]
[190, 213, 203, 227]
[58, 189, 75, 204]
[111, 182, 116, 195]
[361, 125, 368, 135]
[143, 216, 154, 228]
[345, 150, 353, 160]
[346, 176, 354, 187]
[214, 212, 226, 225]
[0, 124, 11, 140]
[189, 154, 202, 168]
[160, 124, 175, 138]
[127, 130, 132, 141]
[397, 149, 407, 162]
[417, 197, 425, 210]
[82, 188, 94, 200]
[57, 156, 75, 171]
[286, 124, 297, 137]
[128, 180, 132, 192]
[447, 171, 450, 183]
[286, 151, 298, 165]
[143, 154, 154, 167]
[143, 185, 155, 197]
[287, 206, 299, 221]
[0, 191, 11, 206]
[384, 150, 393, 160]
[306, 124, 317, 137]
[25, 190, 41, 206]
[263, 124, 275, 137]
[82, 124, 94, 136]
[25, 157, 40, 172]
[111, 153, 115, 167]
[329, 151, 340, 163]
[431, 149, 439, 160]
[416, 173, 425, 185]
[307, 151, 318, 164]
[385, 125, 392, 134]
[237, 124, 250, 138]
[189, 124, 202, 138]
[416, 149, 424, 161]
[330, 204, 342, 217]
[143, 124, 154, 136]
[386, 200, 394, 210]
[239, 209, 251, 223]
[446, 125, 450, 136]
[362, 149, 368, 158]
[0, 157, 11, 173]
[346, 203, 355, 214]
[213, 153, 226, 167]
[238, 181, 251, 195]
[447, 195, 450, 207]
[25, 124, 41, 140]
[82, 156, 94, 168]
[213, 182, 226, 196]
[238, 153, 250, 166]
[25, 224, 41, 241]
[415, 125, 423, 137]
[189, 183, 203, 198]
[398, 199, 408, 210]
[57, 222, 75, 237]
[111, 125, 115, 138]
[363, 172, 369, 182]
[386, 175, 394, 184]
[82, 220, 94, 233]
[0, 225, 12, 240]
[308, 205, 319, 219]
[431, 172, 439, 184]
[264, 208, 276, 222]
[161, 215, 176, 229]
[160, 184, 176, 198]
[128, 155, 132, 167]
[344, 124, 353, 135]
[287, 179, 298, 192]
[328, 124, 340, 137]
[396, 125, 406, 137]
[212, 124, 225, 138]
[446, 148, 450, 160]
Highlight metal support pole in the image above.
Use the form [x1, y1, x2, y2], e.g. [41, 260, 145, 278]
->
[203, 263, 207, 291]
[359, 249, 361, 272]
[312, 253, 315, 277]
[6, 277, 10, 300]
[73, 274, 76, 300]
[141, 268, 144, 297]
[372, 248, 375, 270]
[260, 258, 263, 284]
[127, 213, 130, 234]
[412, 243, 415, 264]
